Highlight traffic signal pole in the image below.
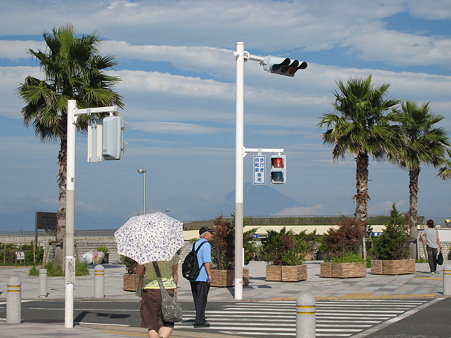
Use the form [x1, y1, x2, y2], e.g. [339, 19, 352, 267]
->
[65, 100, 118, 328]
[65, 100, 76, 328]
[234, 42, 245, 300]
[234, 42, 306, 300]
[234, 42, 285, 300]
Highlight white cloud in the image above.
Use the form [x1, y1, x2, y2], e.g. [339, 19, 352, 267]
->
[0, 40, 44, 60]
[276, 204, 325, 216]
[0, 1, 450, 68]
[407, 0, 451, 20]
[369, 200, 407, 215]
[130, 121, 229, 135]
[344, 30, 451, 66]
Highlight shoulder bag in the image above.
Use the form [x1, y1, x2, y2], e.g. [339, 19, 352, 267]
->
[152, 262, 183, 323]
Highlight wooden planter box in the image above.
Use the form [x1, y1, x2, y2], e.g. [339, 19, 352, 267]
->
[210, 268, 249, 287]
[371, 259, 415, 275]
[282, 265, 307, 282]
[266, 265, 282, 281]
[123, 274, 140, 291]
[320, 262, 366, 278]
[266, 264, 307, 282]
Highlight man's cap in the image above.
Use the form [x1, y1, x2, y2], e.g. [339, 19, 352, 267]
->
[199, 226, 215, 235]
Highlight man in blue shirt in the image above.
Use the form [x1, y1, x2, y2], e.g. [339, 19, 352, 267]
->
[191, 226, 214, 328]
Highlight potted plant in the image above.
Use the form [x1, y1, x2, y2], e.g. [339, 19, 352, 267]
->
[319, 217, 366, 278]
[120, 255, 139, 291]
[260, 227, 308, 282]
[210, 216, 258, 287]
[370, 204, 414, 275]
[96, 246, 109, 264]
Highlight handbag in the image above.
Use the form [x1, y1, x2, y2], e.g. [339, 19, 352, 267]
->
[152, 262, 183, 323]
[437, 251, 444, 265]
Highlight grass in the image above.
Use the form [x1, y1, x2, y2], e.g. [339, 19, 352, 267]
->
[29, 262, 89, 276]
[416, 257, 428, 263]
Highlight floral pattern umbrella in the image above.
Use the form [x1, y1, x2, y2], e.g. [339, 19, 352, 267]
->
[114, 212, 184, 265]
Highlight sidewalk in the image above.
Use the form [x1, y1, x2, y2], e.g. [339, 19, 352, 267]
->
[0, 261, 446, 337]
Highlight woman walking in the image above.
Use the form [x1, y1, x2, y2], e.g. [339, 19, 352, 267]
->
[136, 254, 179, 338]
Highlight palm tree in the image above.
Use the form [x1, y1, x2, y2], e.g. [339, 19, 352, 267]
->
[389, 101, 450, 258]
[318, 75, 399, 259]
[17, 24, 124, 267]
[438, 150, 451, 179]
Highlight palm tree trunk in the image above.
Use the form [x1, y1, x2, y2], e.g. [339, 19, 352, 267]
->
[54, 135, 67, 268]
[408, 167, 420, 259]
[355, 151, 369, 260]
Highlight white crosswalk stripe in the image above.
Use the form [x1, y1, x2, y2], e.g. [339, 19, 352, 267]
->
[176, 299, 430, 337]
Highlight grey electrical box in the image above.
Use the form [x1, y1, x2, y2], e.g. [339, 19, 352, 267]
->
[102, 115, 127, 160]
[87, 118, 103, 162]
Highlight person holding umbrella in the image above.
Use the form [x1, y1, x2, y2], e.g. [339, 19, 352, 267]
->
[136, 256, 179, 338]
[191, 226, 215, 328]
[114, 212, 185, 338]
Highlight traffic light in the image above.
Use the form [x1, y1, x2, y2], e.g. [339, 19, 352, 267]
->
[102, 115, 127, 160]
[270, 155, 286, 184]
[87, 118, 103, 162]
[263, 56, 307, 77]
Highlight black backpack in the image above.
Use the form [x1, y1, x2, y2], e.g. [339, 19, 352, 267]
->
[182, 241, 206, 280]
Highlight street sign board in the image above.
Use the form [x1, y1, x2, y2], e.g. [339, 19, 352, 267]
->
[253, 155, 266, 185]
[35, 212, 57, 231]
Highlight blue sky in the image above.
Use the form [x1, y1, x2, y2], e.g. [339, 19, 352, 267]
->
[0, 0, 450, 231]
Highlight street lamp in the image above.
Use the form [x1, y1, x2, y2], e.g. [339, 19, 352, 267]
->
[137, 169, 147, 215]
[233, 42, 307, 300]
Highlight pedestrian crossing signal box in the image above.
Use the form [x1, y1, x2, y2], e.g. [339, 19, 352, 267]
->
[270, 155, 286, 184]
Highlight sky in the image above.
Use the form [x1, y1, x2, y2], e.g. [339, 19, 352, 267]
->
[0, 0, 450, 231]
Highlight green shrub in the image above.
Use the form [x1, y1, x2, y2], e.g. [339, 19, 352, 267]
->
[96, 246, 109, 253]
[76, 262, 89, 275]
[260, 227, 307, 265]
[29, 262, 90, 276]
[320, 217, 364, 261]
[332, 251, 364, 263]
[370, 204, 409, 260]
[0, 242, 44, 266]
[29, 266, 39, 276]
[120, 255, 137, 274]
[210, 216, 258, 270]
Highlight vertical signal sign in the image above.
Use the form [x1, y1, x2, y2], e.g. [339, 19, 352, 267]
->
[253, 155, 266, 185]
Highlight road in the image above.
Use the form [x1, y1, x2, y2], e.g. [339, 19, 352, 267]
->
[2, 298, 446, 337]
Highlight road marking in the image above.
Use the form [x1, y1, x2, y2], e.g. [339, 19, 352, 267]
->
[179, 299, 428, 337]
[351, 298, 443, 338]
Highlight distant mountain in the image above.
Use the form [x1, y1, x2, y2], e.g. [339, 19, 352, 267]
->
[177, 183, 305, 221]
[0, 184, 306, 231]
[0, 210, 126, 233]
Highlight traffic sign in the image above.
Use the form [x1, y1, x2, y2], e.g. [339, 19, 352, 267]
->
[253, 155, 266, 185]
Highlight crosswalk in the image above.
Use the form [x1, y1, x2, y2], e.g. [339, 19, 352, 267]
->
[176, 299, 430, 337]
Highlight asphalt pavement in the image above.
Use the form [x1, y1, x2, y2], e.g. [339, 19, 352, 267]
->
[0, 261, 448, 337]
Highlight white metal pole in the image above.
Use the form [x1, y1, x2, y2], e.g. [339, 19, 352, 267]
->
[65, 99, 76, 328]
[143, 171, 147, 214]
[137, 169, 147, 214]
[234, 41, 244, 300]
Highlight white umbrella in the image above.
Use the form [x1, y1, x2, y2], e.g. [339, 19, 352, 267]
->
[114, 212, 184, 264]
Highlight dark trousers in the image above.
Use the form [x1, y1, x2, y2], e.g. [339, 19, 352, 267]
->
[426, 246, 438, 272]
[190, 281, 210, 324]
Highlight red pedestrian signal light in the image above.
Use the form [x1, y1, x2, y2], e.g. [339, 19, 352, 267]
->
[270, 155, 286, 184]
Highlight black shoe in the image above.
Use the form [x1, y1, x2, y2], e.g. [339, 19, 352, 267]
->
[194, 321, 210, 328]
